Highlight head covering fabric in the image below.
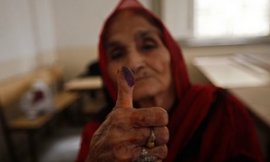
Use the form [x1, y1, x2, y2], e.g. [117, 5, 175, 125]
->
[98, 0, 190, 102]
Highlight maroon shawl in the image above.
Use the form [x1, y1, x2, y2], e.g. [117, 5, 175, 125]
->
[76, 0, 264, 161]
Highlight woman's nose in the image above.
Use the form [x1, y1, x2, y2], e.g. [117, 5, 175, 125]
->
[127, 49, 145, 73]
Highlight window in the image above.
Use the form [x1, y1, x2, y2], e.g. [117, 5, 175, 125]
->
[194, 0, 270, 39]
[162, 0, 270, 41]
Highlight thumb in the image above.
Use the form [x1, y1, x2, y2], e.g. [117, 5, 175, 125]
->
[115, 66, 135, 108]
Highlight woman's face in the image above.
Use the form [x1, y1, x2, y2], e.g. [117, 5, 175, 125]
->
[104, 11, 173, 104]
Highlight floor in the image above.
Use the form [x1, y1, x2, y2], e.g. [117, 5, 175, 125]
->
[38, 125, 82, 162]
[37, 91, 105, 162]
[0, 123, 83, 162]
[0, 90, 106, 162]
[9, 124, 84, 162]
[4, 89, 268, 162]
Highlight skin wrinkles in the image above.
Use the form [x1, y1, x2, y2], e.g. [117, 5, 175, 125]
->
[106, 11, 175, 110]
[86, 10, 171, 162]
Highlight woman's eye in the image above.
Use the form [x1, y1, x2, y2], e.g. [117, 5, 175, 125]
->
[109, 49, 124, 60]
[141, 40, 157, 51]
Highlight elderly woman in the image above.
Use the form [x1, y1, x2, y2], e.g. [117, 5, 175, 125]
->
[76, 0, 264, 162]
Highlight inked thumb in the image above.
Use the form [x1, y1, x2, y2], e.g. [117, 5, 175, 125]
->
[115, 66, 134, 108]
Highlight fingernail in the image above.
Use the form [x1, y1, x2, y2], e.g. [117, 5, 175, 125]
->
[122, 66, 134, 87]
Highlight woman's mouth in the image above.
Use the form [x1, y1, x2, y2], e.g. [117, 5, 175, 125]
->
[135, 75, 151, 82]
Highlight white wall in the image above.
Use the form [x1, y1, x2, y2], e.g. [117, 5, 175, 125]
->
[52, 0, 116, 48]
[0, 0, 152, 81]
[0, 1, 56, 158]
[162, 0, 193, 39]
[52, 0, 152, 48]
[0, 0, 37, 80]
[0, 0, 56, 81]
[51, 0, 152, 79]
[32, 0, 56, 65]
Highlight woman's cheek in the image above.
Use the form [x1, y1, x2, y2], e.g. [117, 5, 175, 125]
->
[148, 49, 171, 73]
[108, 63, 119, 83]
[149, 57, 170, 75]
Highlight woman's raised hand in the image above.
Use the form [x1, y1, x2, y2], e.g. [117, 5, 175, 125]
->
[86, 67, 169, 162]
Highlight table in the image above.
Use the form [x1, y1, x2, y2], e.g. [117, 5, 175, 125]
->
[230, 86, 270, 128]
[193, 53, 270, 126]
[193, 54, 270, 88]
[64, 76, 105, 121]
[193, 53, 270, 159]
[64, 76, 103, 91]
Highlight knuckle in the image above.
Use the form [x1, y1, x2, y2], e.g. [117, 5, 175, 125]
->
[132, 128, 149, 144]
[157, 108, 169, 125]
[152, 107, 169, 125]
[155, 127, 169, 145]
[155, 145, 168, 159]
[130, 110, 147, 126]
[112, 143, 132, 161]
[109, 109, 130, 125]
[132, 108, 168, 127]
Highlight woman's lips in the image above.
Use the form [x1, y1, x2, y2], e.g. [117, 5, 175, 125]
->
[134, 70, 152, 82]
[135, 75, 151, 82]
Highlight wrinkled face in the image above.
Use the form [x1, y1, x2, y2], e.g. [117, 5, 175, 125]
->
[104, 11, 172, 102]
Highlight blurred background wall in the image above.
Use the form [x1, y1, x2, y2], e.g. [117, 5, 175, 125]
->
[1, 0, 269, 82]
[0, 0, 152, 82]
[0, 1, 151, 160]
[0, 0, 56, 80]
[0, 0, 269, 161]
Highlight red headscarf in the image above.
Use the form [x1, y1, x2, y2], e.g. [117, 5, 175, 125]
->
[77, 0, 265, 161]
[98, 0, 190, 102]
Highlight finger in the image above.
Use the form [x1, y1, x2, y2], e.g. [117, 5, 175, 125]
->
[131, 107, 168, 127]
[108, 126, 149, 145]
[115, 66, 135, 108]
[128, 127, 150, 145]
[147, 145, 168, 160]
[127, 127, 169, 146]
[153, 127, 169, 146]
[132, 146, 168, 162]
[112, 143, 138, 161]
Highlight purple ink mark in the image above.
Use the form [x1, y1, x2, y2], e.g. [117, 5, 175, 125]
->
[122, 66, 134, 87]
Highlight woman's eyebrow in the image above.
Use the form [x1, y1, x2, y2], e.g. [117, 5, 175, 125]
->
[136, 30, 154, 38]
[135, 30, 160, 41]
[104, 41, 122, 50]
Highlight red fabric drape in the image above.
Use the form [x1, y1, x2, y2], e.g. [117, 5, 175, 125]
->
[76, 0, 265, 161]
[98, 0, 190, 102]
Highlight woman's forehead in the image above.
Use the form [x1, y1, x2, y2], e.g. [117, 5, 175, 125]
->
[105, 11, 160, 41]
